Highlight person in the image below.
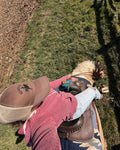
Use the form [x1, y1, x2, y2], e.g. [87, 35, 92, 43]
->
[0, 75, 102, 150]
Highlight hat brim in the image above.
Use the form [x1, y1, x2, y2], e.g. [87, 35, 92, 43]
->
[0, 105, 33, 124]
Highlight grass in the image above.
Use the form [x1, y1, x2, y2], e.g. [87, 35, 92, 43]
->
[0, 0, 120, 149]
[0, 124, 27, 149]
[15, 0, 102, 82]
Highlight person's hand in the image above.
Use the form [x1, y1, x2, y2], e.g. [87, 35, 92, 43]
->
[99, 94, 103, 100]
[67, 74, 72, 79]
[70, 76, 78, 82]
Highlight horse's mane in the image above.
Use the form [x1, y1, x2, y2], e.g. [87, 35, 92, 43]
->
[72, 60, 95, 85]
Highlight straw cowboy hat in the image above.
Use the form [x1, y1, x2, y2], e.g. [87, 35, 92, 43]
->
[0, 76, 50, 124]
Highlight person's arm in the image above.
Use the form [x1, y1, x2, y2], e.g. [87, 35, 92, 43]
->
[50, 75, 71, 89]
[72, 87, 102, 120]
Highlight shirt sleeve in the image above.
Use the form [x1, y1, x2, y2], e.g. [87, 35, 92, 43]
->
[50, 75, 70, 89]
[72, 87, 100, 119]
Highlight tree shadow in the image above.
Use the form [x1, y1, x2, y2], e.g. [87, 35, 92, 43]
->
[91, 0, 120, 134]
[112, 144, 120, 150]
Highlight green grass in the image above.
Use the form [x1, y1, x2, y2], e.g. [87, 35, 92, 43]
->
[0, 0, 120, 149]
[0, 124, 27, 149]
[15, 0, 102, 82]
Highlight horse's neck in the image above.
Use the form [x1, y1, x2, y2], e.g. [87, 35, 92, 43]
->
[80, 75, 94, 86]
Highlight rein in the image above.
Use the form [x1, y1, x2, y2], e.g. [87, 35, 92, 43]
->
[71, 71, 94, 85]
[71, 76, 91, 85]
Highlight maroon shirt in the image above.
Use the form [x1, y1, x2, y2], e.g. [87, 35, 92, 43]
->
[19, 76, 77, 150]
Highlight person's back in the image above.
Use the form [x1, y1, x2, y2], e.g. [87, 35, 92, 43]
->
[18, 76, 77, 150]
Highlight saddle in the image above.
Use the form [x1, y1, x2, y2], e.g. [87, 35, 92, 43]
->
[58, 80, 94, 142]
[58, 104, 94, 142]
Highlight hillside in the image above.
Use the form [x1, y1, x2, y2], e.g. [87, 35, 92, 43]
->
[0, 0, 120, 149]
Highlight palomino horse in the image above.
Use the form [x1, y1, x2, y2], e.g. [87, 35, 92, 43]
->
[58, 60, 107, 150]
[71, 60, 104, 85]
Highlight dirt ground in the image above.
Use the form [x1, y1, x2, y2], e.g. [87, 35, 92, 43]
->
[0, 0, 39, 92]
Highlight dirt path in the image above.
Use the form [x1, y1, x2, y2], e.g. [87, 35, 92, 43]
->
[0, 0, 38, 92]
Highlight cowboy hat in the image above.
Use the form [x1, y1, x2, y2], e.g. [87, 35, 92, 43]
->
[0, 76, 50, 124]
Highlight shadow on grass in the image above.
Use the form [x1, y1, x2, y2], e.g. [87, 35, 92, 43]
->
[15, 129, 25, 144]
[91, 0, 120, 148]
[112, 144, 120, 150]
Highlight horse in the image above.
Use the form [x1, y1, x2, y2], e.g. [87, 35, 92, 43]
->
[58, 60, 107, 150]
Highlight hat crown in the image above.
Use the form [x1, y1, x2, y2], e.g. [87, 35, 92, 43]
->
[0, 82, 35, 107]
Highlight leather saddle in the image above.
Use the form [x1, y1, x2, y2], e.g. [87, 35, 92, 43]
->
[58, 80, 94, 142]
[58, 104, 94, 142]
